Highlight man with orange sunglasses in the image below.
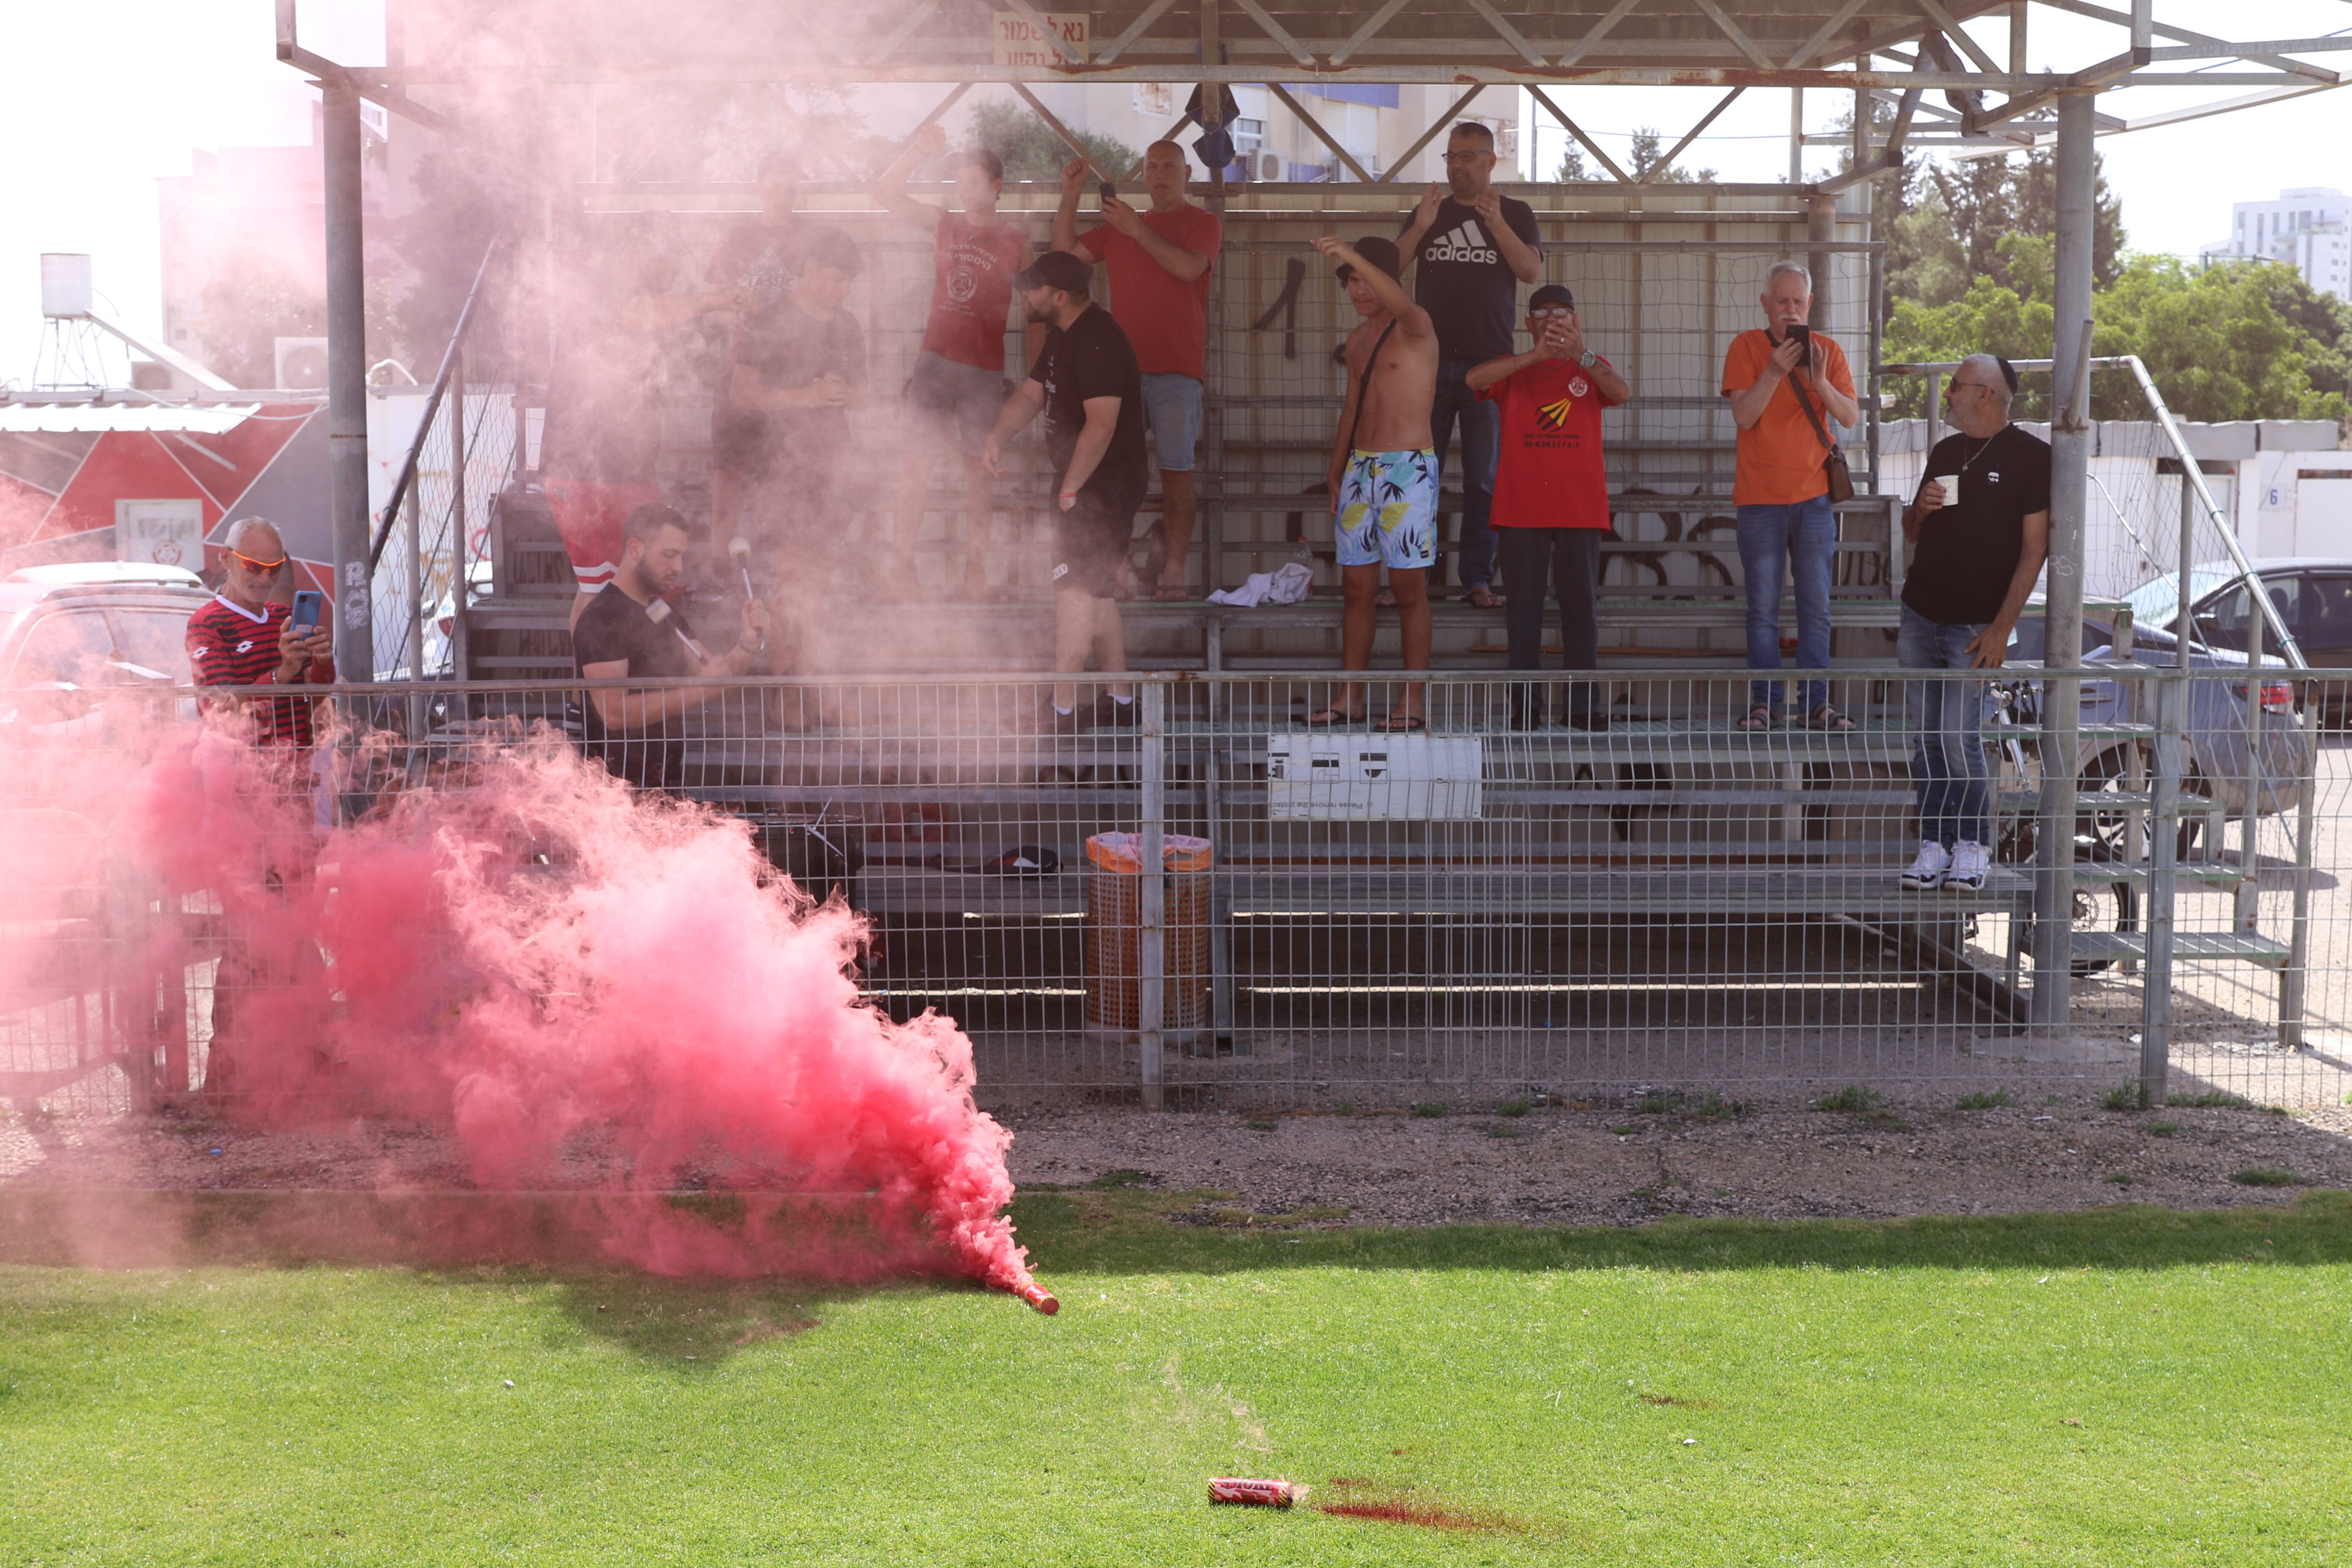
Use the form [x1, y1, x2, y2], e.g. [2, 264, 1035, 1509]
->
[185, 516, 336, 748]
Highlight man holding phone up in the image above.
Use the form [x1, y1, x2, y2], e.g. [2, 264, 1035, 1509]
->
[1722, 259, 1858, 732]
[186, 516, 335, 750]
[1896, 354, 2049, 892]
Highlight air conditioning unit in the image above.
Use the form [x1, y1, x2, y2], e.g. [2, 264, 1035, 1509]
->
[1255, 152, 1285, 182]
[274, 336, 329, 389]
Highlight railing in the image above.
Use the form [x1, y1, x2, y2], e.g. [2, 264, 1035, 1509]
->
[4, 665, 2334, 1117]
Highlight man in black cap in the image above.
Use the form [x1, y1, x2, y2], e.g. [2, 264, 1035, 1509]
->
[981, 249, 1149, 731]
[1467, 283, 1632, 730]
[1307, 233, 1439, 731]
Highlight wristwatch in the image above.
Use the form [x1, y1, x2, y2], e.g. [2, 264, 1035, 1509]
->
[1576, 349, 1598, 368]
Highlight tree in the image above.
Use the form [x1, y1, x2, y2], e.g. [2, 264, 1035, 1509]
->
[964, 98, 1139, 181]
[1626, 127, 1715, 185]
[1883, 238, 2350, 425]
[1555, 144, 1589, 182]
[2094, 256, 2348, 424]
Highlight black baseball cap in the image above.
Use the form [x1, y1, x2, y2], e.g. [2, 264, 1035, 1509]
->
[1012, 250, 1095, 295]
[1529, 283, 1577, 312]
[1335, 236, 1401, 283]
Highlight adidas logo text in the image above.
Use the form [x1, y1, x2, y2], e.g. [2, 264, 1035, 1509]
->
[1423, 222, 1496, 265]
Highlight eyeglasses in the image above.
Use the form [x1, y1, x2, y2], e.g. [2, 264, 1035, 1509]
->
[1944, 380, 2001, 397]
[1531, 308, 1575, 319]
[227, 549, 288, 573]
[1441, 150, 1490, 162]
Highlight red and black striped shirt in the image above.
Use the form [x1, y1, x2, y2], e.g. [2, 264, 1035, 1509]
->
[185, 596, 336, 747]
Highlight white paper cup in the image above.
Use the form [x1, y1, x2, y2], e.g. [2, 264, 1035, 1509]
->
[1929, 473, 1960, 507]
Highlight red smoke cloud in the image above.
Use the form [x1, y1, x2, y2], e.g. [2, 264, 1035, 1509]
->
[11, 714, 1041, 1303]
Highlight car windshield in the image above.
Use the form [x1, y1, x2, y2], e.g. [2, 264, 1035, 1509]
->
[2122, 570, 2234, 637]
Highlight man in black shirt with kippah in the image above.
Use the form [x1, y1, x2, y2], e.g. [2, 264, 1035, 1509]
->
[1896, 353, 2050, 892]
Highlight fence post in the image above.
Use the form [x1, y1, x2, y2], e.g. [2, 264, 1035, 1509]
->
[449, 350, 470, 686]
[2139, 665, 2184, 1106]
[1138, 678, 1166, 1111]
[2281, 732, 2317, 1051]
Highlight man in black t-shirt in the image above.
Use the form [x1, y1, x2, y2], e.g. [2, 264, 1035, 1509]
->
[982, 249, 1148, 733]
[730, 226, 869, 618]
[1395, 122, 1543, 606]
[1895, 354, 2052, 892]
[573, 504, 770, 791]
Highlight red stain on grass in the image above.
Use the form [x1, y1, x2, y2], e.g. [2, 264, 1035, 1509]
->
[1319, 1479, 1525, 1534]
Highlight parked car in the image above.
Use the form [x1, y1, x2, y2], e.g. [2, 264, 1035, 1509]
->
[0, 561, 208, 732]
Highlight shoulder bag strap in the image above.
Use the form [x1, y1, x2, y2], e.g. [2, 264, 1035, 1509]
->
[1785, 357, 1838, 453]
[1345, 317, 1402, 459]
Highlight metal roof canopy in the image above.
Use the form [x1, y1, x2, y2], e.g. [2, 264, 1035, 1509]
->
[277, 0, 2350, 166]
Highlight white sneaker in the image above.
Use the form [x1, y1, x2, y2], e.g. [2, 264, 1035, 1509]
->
[1946, 840, 1990, 891]
[1900, 840, 1950, 890]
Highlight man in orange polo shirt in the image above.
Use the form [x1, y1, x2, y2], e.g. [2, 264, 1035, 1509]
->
[1721, 259, 1859, 732]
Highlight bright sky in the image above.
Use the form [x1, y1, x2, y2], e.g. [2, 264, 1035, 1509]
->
[2, 0, 2347, 390]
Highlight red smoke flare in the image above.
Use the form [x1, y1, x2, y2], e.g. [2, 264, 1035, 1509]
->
[11, 716, 1047, 1305]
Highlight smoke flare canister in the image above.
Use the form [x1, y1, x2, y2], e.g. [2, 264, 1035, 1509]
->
[1208, 1479, 1303, 1509]
[1015, 1281, 1060, 1315]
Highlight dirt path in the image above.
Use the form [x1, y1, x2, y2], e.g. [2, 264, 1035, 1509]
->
[7, 1096, 2347, 1232]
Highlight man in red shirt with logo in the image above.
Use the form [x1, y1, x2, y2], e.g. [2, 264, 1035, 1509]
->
[1468, 285, 1631, 731]
[185, 516, 335, 750]
[1053, 142, 1222, 599]
[873, 124, 1034, 597]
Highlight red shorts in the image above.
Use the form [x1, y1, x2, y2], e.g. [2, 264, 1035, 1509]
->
[544, 478, 662, 591]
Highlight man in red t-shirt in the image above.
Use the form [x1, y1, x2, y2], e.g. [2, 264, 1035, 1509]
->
[873, 124, 1033, 597]
[1053, 142, 1222, 599]
[1469, 285, 1631, 731]
[185, 517, 335, 750]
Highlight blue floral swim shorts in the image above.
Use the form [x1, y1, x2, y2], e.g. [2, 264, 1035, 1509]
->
[1335, 447, 1438, 570]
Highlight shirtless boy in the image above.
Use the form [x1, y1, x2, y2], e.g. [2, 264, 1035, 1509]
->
[1309, 235, 1440, 732]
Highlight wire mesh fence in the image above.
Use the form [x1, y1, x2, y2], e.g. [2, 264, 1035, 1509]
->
[4, 664, 2341, 1121]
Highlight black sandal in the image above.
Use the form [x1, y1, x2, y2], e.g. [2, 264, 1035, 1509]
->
[1301, 707, 1364, 727]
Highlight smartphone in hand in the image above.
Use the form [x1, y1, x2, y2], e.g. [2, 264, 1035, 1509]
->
[1098, 180, 1117, 205]
[1783, 323, 1812, 363]
[291, 589, 324, 630]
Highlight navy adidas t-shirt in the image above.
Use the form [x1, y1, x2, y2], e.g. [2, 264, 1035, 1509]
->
[1400, 195, 1544, 361]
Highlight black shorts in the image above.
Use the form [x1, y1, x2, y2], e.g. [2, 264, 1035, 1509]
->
[1051, 489, 1141, 597]
[712, 406, 769, 476]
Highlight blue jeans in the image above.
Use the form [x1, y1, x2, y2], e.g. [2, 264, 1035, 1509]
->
[1735, 495, 1836, 711]
[1431, 360, 1501, 590]
[1899, 605, 1992, 849]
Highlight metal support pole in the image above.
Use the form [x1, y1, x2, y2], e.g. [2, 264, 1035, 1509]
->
[449, 350, 470, 686]
[1138, 679, 1167, 1111]
[1788, 86, 1803, 186]
[322, 78, 374, 681]
[1805, 194, 1835, 331]
[2139, 469, 2197, 1103]
[2237, 594, 2264, 935]
[2281, 711, 2317, 1051]
[2030, 92, 2096, 1028]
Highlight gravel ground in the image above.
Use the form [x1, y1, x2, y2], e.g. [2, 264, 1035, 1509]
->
[6, 1097, 2348, 1231]
[1000, 1099, 2352, 1227]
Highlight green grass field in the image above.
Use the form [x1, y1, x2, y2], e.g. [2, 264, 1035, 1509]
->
[5, 1188, 2351, 1564]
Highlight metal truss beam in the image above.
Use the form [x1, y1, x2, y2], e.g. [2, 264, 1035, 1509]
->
[1262, 82, 1376, 183]
[1379, 82, 1488, 183]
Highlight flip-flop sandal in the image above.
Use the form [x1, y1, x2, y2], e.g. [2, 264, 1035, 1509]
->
[1374, 589, 1398, 608]
[1736, 706, 1773, 731]
[1301, 707, 1364, 727]
[1375, 713, 1428, 733]
[1808, 706, 1857, 733]
[1465, 586, 1504, 608]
